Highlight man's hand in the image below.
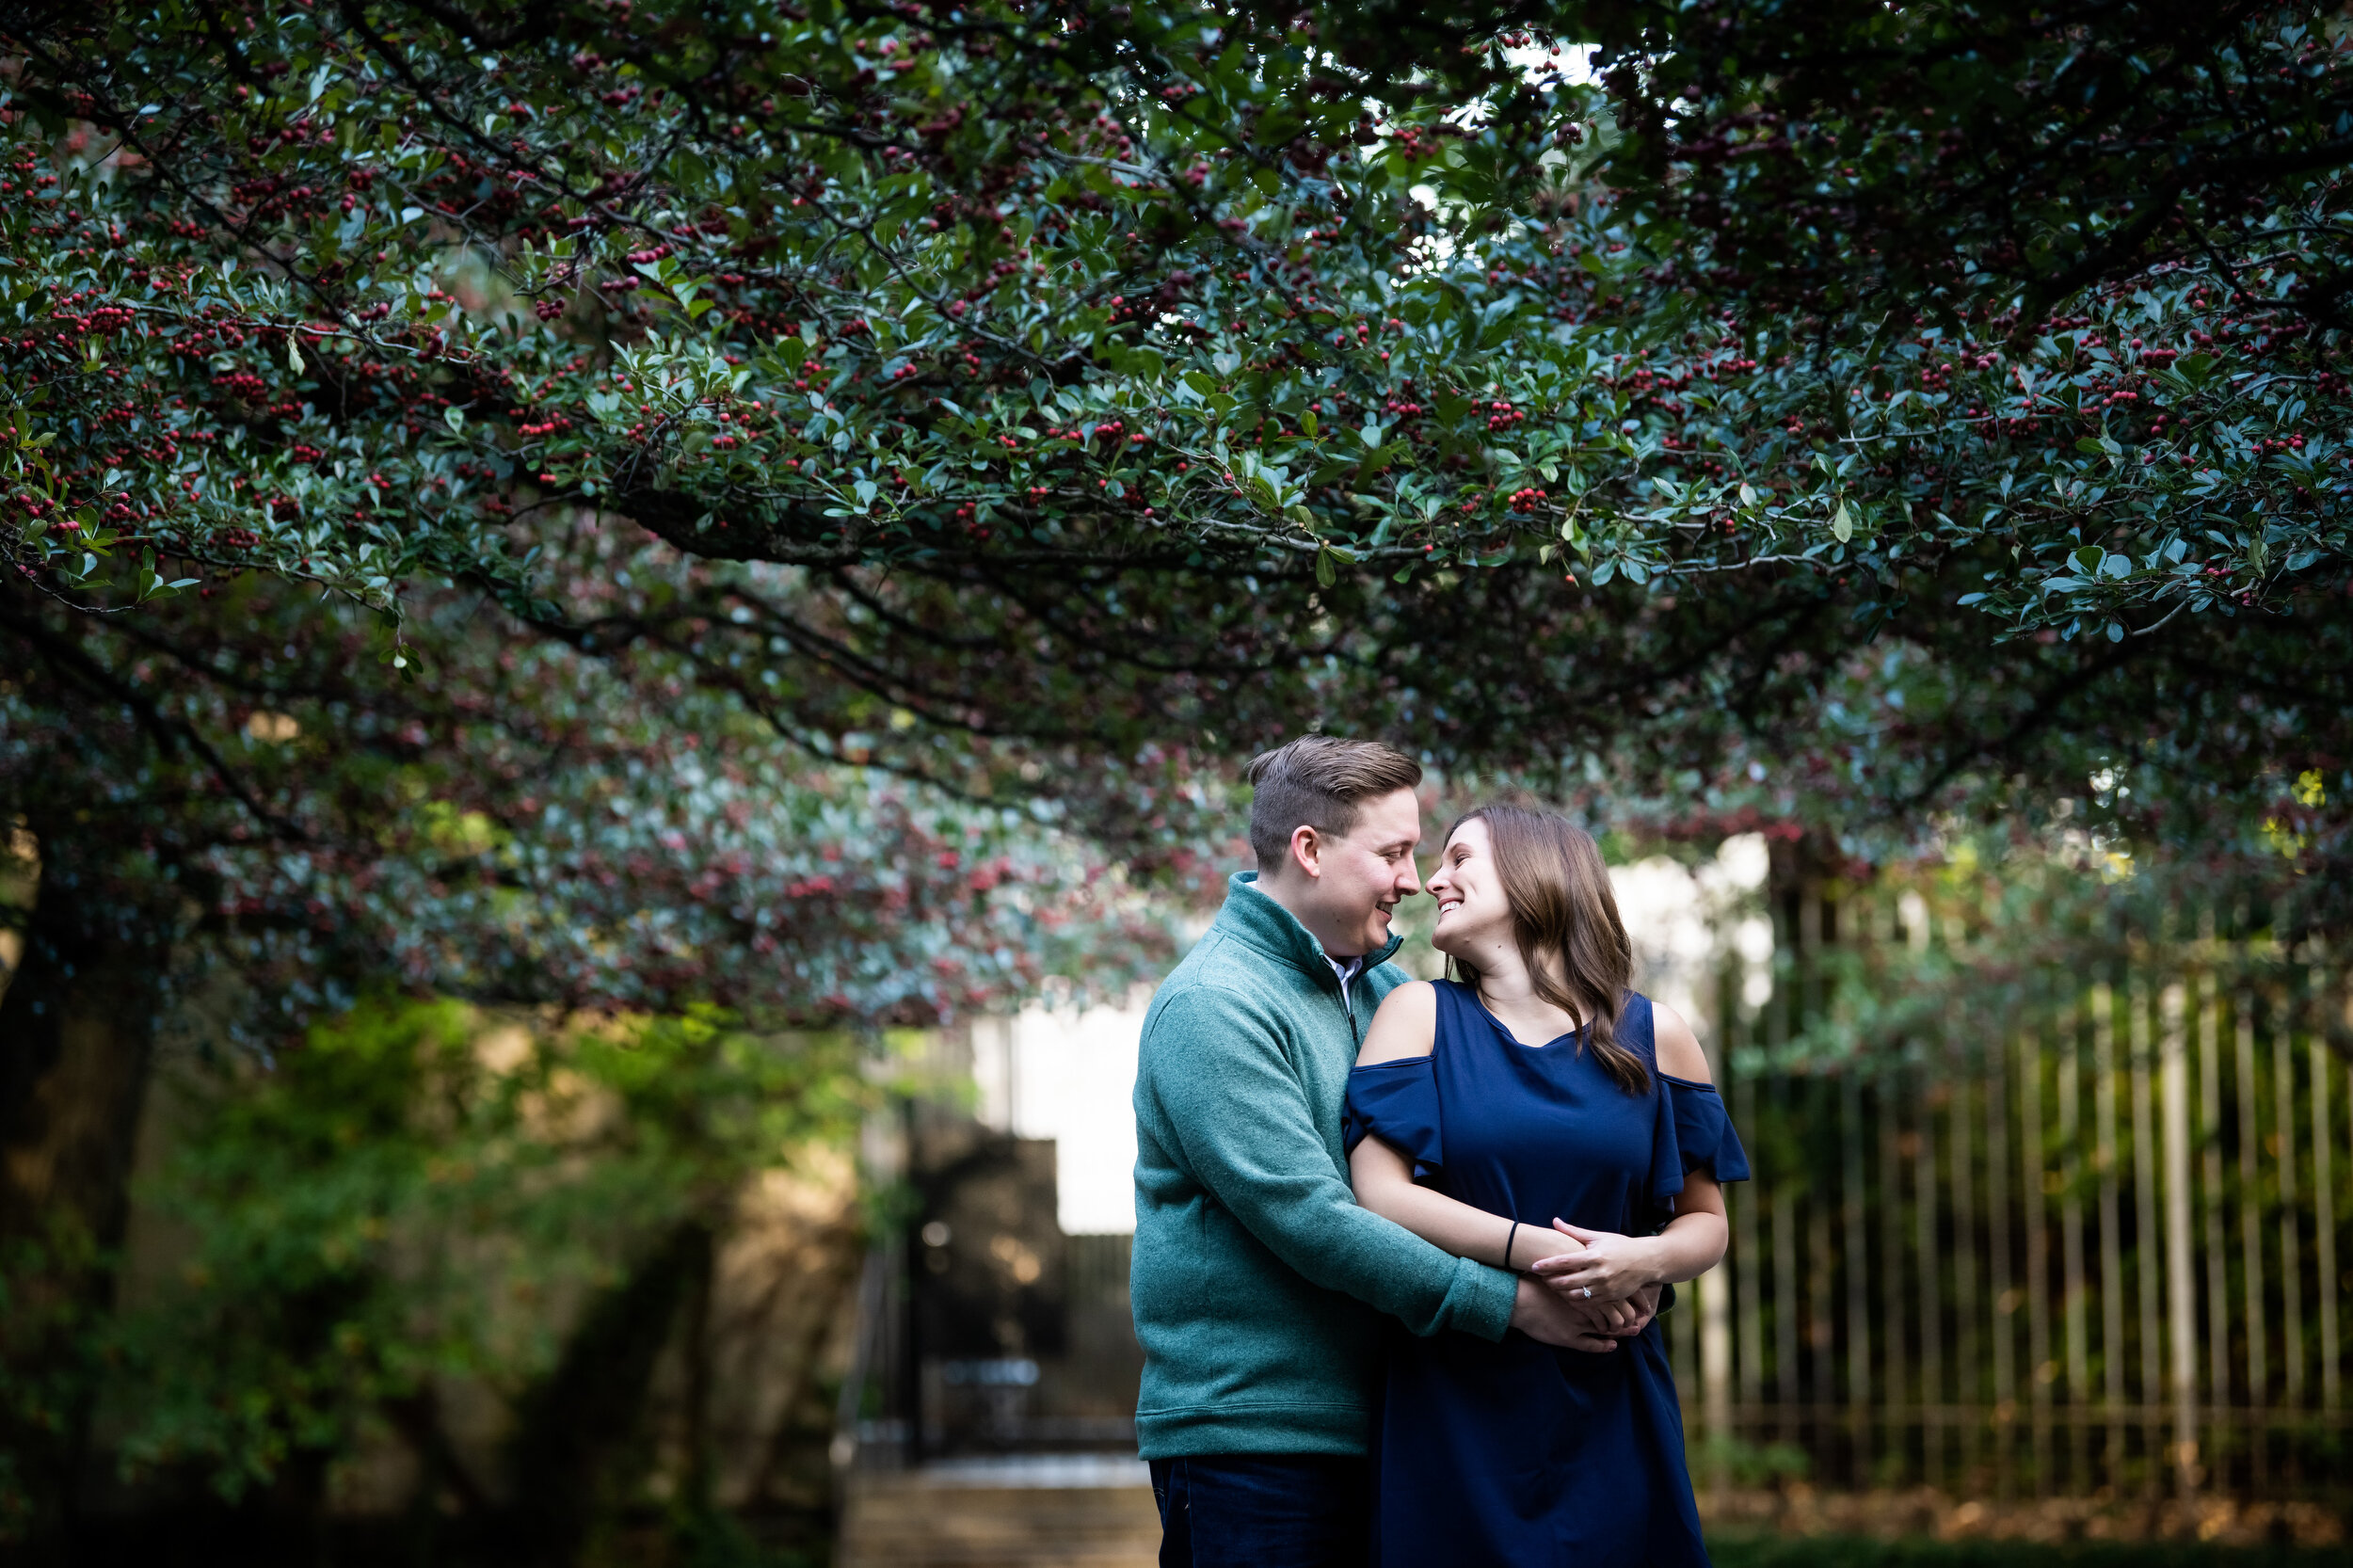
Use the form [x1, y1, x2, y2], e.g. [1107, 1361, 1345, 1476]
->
[1579, 1282, 1661, 1340]
[1509, 1277, 1624, 1353]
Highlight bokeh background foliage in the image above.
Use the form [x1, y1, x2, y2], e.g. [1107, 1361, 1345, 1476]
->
[11, 998, 882, 1562]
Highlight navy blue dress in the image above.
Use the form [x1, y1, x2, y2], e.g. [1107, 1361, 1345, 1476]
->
[1343, 982, 1750, 1567]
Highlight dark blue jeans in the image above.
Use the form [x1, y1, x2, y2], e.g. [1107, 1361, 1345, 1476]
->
[1148, 1452, 1370, 1568]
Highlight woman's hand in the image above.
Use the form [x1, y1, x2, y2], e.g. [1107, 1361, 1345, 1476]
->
[1528, 1220, 1658, 1305]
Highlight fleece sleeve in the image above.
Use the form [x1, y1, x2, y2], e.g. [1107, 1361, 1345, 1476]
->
[1140, 984, 1517, 1342]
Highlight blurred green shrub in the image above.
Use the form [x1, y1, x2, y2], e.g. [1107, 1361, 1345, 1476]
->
[87, 995, 863, 1549]
[1695, 1434, 1813, 1490]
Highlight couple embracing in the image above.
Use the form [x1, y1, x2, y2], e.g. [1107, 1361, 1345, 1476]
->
[1130, 736, 1749, 1566]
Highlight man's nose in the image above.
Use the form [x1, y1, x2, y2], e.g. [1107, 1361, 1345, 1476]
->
[1398, 860, 1424, 896]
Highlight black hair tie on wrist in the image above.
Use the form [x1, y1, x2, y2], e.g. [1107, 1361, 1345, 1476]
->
[1506, 1220, 1520, 1273]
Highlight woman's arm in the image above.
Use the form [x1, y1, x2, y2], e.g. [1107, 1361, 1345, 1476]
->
[1350, 1128, 1561, 1272]
[1528, 1000, 1732, 1304]
[1351, 1121, 1653, 1336]
[1351, 984, 1657, 1335]
[1352, 984, 1545, 1270]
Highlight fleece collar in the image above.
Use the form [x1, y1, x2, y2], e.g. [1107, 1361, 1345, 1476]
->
[1217, 871, 1404, 984]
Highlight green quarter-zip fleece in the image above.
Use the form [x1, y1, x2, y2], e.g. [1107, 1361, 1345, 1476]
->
[1128, 872, 1519, 1458]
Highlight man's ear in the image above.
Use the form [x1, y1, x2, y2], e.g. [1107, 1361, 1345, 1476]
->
[1289, 824, 1323, 881]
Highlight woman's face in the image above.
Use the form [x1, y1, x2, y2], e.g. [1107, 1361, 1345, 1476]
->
[1427, 817, 1513, 958]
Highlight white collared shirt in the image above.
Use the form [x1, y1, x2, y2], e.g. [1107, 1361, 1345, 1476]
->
[1325, 952, 1366, 1007]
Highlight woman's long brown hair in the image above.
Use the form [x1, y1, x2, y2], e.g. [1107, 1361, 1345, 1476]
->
[1445, 803, 1646, 1095]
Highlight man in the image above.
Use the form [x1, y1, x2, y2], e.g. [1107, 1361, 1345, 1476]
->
[1130, 736, 1652, 1565]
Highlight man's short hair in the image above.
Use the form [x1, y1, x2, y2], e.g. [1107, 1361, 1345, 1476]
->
[1244, 736, 1424, 869]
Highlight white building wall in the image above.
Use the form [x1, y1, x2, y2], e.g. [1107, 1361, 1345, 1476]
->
[969, 987, 1151, 1235]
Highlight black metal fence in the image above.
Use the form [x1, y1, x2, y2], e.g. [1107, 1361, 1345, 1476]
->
[1669, 898, 2348, 1503]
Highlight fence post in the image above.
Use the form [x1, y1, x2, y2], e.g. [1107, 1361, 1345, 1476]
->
[1949, 1071, 1980, 1490]
[2313, 1015, 2340, 1415]
[1843, 1067, 1873, 1485]
[1702, 1263, 1733, 1494]
[2059, 997, 2090, 1489]
[2094, 980, 2128, 1489]
[2024, 1023, 2056, 1496]
[1728, 968, 1764, 1457]
[1915, 1085, 1945, 1489]
[2129, 976, 2161, 1495]
[1986, 1034, 2018, 1503]
[2200, 967, 2232, 1466]
[1880, 1089, 1911, 1482]
[2234, 984, 2268, 1495]
[2272, 989, 2305, 1453]
[2163, 983, 2200, 1498]
[1772, 1079, 1801, 1444]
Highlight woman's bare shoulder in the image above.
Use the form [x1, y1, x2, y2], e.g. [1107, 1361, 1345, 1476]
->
[1651, 999, 1713, 1083]
[1358, 980, 1439, 1064]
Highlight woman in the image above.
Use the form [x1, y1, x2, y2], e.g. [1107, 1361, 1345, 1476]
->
[1344, 803, 1748, 1566]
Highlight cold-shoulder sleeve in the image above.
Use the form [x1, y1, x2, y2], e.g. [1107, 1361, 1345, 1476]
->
[1641, 1073, 1751, 1220]
[1656, 1074, 1752, 1203]
[1344, 1057, 1445, 1182]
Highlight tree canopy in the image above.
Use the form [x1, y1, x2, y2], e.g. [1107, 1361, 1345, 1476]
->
[5, 2, 2347, 897]
[4, 1, 2349, 906]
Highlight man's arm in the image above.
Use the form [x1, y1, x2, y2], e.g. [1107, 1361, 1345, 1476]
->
[1141, 984, 1518, 1342]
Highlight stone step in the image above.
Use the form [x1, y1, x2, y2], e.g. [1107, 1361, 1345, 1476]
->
[839, 1456, 1160, 1568]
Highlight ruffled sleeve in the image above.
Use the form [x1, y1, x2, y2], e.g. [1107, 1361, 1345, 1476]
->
[1651, 1074, 1752, 1213]
[1657, 1073, 1751, 1186]
[1343, 1057, 1444, 1181]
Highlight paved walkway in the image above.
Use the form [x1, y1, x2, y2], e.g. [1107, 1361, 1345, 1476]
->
[839, 1454, 1160, 1568]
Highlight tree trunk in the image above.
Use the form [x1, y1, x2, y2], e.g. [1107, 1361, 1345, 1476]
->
[0, 829, 167, 1556]
[503, 1218, 716, 1568]
[0, 951, 159, 1248]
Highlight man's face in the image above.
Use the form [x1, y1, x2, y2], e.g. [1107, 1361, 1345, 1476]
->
[1297, 788, 1425, 956]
